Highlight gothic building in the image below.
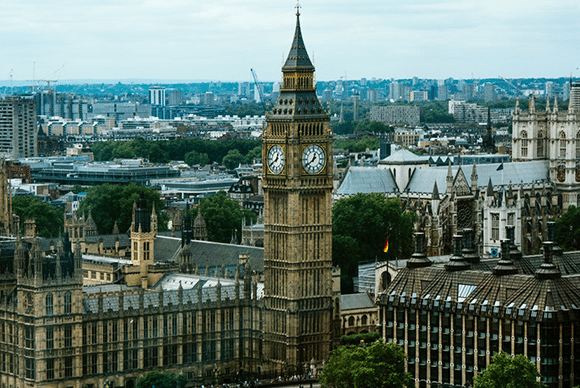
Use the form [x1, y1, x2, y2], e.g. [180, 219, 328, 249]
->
[0, 9, 339, 388]
[379, 225, 580, 388]
[262, 7, 337, 374]
[512, 94, 580, 209]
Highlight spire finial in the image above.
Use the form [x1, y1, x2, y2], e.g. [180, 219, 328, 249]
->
[295, 0, 301, 16]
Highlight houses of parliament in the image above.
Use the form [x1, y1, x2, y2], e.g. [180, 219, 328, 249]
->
[0, 9, 339, 388]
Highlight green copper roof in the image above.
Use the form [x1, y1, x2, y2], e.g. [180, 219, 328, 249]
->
[282, 13, 314, 71]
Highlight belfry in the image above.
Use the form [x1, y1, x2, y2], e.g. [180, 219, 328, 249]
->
[262, 5, 336, 373]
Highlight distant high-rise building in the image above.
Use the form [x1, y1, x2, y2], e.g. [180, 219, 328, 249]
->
[367, 88, 379, 102]
[563, 81, 571, 101]
[149, 86, 166, 106]
[545, 81, 555, 99]
[166, 89, 184, 106]
[0, 96, 37, 158]
[201, 92, 215, 106]
[238, 82, 251, 97]
[463, 83, 475, 101]
[437, 85, 449, 101]
[570, 81, 580, 111]
[484, 83, 497, 102]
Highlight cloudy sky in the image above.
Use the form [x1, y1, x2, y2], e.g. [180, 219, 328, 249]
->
[2, 0, 579, 83]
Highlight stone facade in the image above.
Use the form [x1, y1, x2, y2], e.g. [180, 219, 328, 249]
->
[262, 10, 337, 375]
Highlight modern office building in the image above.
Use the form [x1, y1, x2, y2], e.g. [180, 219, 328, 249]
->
[0, 96, 38, 158]
[149, 86, 166, 106]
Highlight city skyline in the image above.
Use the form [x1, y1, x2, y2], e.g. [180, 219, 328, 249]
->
[1, 1, 580, 83]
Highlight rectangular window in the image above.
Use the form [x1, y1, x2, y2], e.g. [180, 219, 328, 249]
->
[64, 357, 73, 378]
[25, 358, 35, 379]
[25, 326, 34, 349]
[47, 359, 55, 380]
[491, 213, 499, 240]
[64, 293, 72, 314]
[64, 325, 72, 348]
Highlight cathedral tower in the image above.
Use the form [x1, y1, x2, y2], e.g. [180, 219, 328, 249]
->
[263, 7, 334, 373]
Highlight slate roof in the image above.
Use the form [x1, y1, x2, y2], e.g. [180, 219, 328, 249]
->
[381, 249, 580, 321]
[336, 167, 398, 196]
[406, 161, 549, 194]
[341, 293, 376, 311]
[154, 235, 264, 272]
[85, 234, 131, 249]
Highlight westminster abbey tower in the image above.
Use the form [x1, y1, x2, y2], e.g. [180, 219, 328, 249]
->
[262, 8, 335, 374]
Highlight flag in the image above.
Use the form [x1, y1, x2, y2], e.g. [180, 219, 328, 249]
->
[383, 239, 389, 253]
[496, 163, 504, 171]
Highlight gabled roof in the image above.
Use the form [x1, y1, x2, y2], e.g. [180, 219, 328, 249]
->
[336, 167, 398, 195]
[155, 235, 264, 272]
[341, 293, 375, 311]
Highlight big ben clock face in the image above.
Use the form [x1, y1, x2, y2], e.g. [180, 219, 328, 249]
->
[268, 145, 285, 174]
[302, 145, 326, 174]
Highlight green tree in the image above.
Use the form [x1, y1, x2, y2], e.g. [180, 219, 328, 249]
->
[184, 150, 209, 166]
[555, 205, 580, 250]
[473, 352, 546, 388]
[222, 149, 244, 170]
[77, 184, 168, 234]
[320, 340, 412, 388]
[136, 371, 187, 388]
[12, 196, 64, 238]
[332, 194, 415, 293]
[199, 192, 257, 243]
[243, 145, 262, 164]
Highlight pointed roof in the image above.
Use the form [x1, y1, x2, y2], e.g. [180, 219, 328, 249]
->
[486, 177, 494, 197]
[282, 11, 315, 72]
[431, 181, 440, 200]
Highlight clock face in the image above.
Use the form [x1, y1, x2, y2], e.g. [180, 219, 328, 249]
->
[268, 145, 285, 174]
[302, 145, 326, 174]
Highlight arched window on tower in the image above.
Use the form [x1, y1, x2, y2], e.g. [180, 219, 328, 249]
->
[520, 131, 528, 157]
[559, 131, 567, 158]
[537, 131, 545, 158]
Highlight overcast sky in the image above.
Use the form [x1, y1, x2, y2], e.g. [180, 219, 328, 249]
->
[2, 0, 579, 83]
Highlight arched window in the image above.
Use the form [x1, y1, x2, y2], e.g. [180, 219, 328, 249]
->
[361, 315, 368, 325]
[46, 294, 53, 316]
[64, 292, 71, 314]
[348, 316, 355, 326]
[560, 131, 567, 158]
[537, 131, 545, 158]
[520, 130, 528, 157]
[576, 131, 580, 159]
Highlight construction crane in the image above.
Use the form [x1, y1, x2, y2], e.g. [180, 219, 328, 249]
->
[499, 76, 520, 98]
[250, 68, 267, 111]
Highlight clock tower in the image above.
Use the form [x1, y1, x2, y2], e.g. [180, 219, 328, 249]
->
[263, 7, 334, 373]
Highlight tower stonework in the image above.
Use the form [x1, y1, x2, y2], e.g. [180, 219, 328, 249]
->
[263, 9, 334, 373]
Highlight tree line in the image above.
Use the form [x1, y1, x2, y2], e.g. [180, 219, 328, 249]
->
[91, 138, 261, 166]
